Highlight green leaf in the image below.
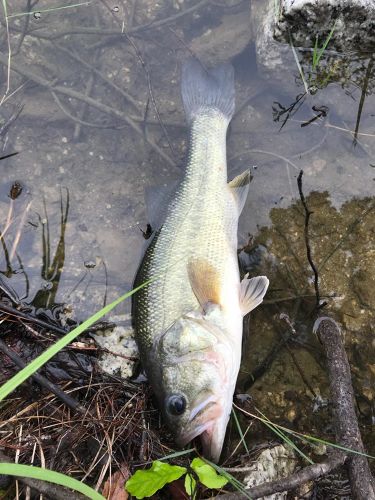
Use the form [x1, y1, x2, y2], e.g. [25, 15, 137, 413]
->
[190, 458, 228, 489]
[0, 463, 104, 499]
[184, 473, 197, 497]
[125, 461, 187, 499]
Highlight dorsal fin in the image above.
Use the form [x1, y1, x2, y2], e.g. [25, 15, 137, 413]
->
[228, 170, 251, 214]
[187, 258, 222, 309]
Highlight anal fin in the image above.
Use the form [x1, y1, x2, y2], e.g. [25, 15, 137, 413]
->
[239, 275, 269, 316]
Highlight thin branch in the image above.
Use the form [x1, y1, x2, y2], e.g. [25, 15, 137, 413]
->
[297, 170, 323, 309]
[0, 338, 87, 415]
[216, 452, 346, 499]
[0, 50, 176, 167]
[314, 317, 375, 499]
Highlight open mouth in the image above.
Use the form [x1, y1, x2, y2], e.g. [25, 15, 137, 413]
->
[175, 397, 224, 462]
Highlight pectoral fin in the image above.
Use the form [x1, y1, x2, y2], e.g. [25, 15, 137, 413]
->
[188, 258, 222, 309]
[239, 275, 269, 316]
[228, 170, 251, 214]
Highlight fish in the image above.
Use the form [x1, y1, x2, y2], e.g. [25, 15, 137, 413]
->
[132, 59, 269, 463]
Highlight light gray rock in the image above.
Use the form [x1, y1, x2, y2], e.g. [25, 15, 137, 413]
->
[244, 445, 297, 500]
[275, 0, 375, 52]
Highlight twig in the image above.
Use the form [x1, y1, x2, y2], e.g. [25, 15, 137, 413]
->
[215, 452, 346, 499]
[11, 0, 211, 40]
[0, 450, 86, 500]
[314, 317, 375, 499]
[9, 201, 31, 262]
[353, 58, 373, 145]
[73, 72, 95, 141]
[121, 24, 177, 159]
[0, 50, 176, 167]
[0, 0, 11, 104]
[297, 170, 323, 310]
[0, 338, 87, 415]
[279, 313, 318, 398]
[51, 42, 140, 112]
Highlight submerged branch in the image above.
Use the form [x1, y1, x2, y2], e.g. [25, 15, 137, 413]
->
[297, 170, 323, 309]
[0, 51, 176, 167]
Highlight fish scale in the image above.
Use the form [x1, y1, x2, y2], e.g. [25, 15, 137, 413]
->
[134, 110, 236, 354]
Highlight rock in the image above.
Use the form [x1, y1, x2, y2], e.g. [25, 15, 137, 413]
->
[90, 314, 138, 378]
[251, 0, 295, 82]
[190, 11, 252, 65]
[251, 0, 375, 85]
[275, 0, 375, 52]
[244, 444, 297, 499]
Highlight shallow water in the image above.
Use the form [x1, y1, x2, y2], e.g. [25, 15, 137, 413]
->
[0, 0, 374, 458]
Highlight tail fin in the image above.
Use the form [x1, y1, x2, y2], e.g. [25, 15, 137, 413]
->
[181, 59, 235, 123]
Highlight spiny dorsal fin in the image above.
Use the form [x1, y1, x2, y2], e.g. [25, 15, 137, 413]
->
[228, 170, 251, 214]
[187, 258, 222, 309]
[239, 275, 269, 316]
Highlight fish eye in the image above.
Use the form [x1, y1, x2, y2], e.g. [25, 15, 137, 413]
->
[166, 394, 187, 416]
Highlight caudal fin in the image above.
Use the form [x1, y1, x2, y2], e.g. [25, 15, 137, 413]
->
[181, 59, 235, 123]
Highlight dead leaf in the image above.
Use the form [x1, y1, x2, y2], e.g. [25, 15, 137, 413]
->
[102, 463, 130, 500]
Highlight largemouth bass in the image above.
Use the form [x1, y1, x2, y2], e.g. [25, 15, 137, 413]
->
[133, 59, 269, 463]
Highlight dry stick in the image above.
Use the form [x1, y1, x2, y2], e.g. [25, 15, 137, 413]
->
[52, 43, 140, 112]
[0, 302, 68, 334]
[0, 51, 175, 168]
[9, 201, 32, 262]
[13, 0, 211, 41]
[0, 450, 86, 500]
[121, 25, 177, 159]
[314, 317, 375, 499]
[216, 453, 346, 499]
[0, 338, 87, 415]
[73, 72, 95, 141]
[297, 170, 323, 309]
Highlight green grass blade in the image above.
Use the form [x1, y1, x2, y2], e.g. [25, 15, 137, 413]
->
[202, 459, 252, 499]
[0, 463, 104, 499]
[0, 279, 152, 402]
[158, 449, 195, 461]
[273, 424, 375, 460]
[234, 405, 375, 461]
[232, 409, 249, 454]
[256, 409, 314, 465]
[7, 1, 91, 19]
[312, 22, 337, 71]
[289, 31, 309, 94]
[312, 35, 319, 69]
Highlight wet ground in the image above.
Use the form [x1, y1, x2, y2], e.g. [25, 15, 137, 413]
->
[0, 0, 374, 494]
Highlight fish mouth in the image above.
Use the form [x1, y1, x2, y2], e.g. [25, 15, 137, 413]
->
[176, 397, 225, 463]
[176, 419, 224, 464]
